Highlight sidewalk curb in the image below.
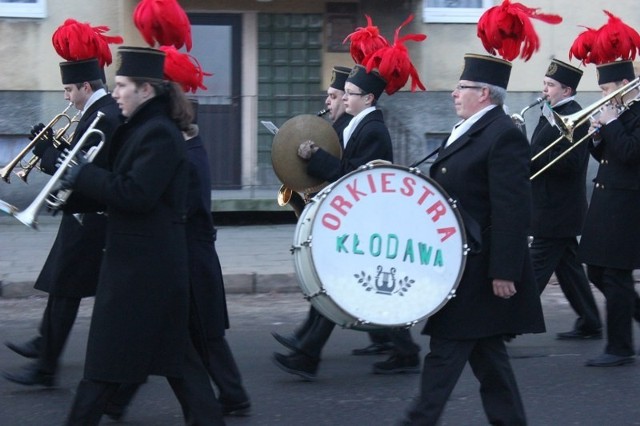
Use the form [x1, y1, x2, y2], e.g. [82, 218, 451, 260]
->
[0, 273, 301, 299]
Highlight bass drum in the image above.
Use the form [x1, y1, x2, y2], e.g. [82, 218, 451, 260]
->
[292, 163, 468, 329]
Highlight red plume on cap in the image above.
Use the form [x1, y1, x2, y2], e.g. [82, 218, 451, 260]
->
[343, 15, 389, 64]
[133, 0, 192, 51]
[160, 46, 211, 93]
[477, 0, 562, 62]
[52, 19, 123, 67]
[361, 15, 427, 95]
[570, 10, 640, 65]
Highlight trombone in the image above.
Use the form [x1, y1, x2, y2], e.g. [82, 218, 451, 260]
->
[0, 102, 79, 183]
[530, 77, 640, 180]
[5, 112, 105, 229]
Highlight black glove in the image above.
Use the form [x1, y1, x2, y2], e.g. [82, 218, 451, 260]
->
[30, 123, 53, 141]
[57, 151, 89, 191]
[30, 123, 54, 157]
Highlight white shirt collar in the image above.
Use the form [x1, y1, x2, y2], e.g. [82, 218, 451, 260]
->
[343, 106, 376, 148]
[445, 104, 497, 147]
[81, 88, 107, 116]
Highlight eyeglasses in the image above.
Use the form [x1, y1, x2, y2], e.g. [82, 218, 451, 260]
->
[454, 84, 484, 91]
[345, 91, 368, 97]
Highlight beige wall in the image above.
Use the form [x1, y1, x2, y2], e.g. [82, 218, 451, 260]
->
[1, 0, 639, 93]
[417, 0, 640, 92]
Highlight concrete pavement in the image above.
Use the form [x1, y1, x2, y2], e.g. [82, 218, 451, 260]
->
[1, 214, 299, 298]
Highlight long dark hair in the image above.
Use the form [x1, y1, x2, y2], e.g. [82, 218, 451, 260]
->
[132, 78, 194, 130]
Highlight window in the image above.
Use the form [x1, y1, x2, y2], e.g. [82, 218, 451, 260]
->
[423, 0, 492, 23]
[0, 0, 47, 18]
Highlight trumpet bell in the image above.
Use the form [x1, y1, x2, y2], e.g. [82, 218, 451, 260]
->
[271, 114, 341, 193]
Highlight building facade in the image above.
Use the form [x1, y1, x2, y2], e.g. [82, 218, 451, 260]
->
[0, 0, 638, 201]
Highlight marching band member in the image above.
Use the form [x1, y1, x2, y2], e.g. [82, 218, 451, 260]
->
[571, 10, 640, 367]
[400, 2, 558, 422]
[530, 59, 602, 340]
[273, 15, 426, 380]
[2, 19, 122, 388]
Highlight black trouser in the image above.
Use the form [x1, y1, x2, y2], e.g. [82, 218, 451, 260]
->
[404, 336, 526, 426]
[296, 314, 419, 360]
[530, 237, 601, 332]
[67, 340, 224, 426]
[203, 336, 249, 406]
[38, 295, 81, 374]
[294, 306, 391, 348]
[586, 265, 637, 357]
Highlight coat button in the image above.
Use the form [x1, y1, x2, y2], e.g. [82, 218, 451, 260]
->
[441, 167, 447, 174]
[595, 183, 600, 188]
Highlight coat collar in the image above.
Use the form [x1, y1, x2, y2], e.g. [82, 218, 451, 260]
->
[433, 106, 505, 165]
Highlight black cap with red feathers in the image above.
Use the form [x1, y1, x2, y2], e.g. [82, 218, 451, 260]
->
[52, 18, 123, 84]
[343, 14, 427, 99]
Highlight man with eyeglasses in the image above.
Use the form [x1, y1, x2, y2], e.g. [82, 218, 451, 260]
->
[271, 64, 421, 381]
[399, 53, 544, 425]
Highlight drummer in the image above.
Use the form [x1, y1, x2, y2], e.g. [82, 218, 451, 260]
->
[271, 63, 422, 381]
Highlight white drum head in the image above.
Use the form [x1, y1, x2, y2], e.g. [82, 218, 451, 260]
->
[293, 164, 467, 328]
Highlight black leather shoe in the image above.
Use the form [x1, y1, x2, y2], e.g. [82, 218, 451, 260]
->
[557, 329, 602, 340]
[5, 337, 40, 359]
[373, 354, 421, 374]
[221, 400, 251, 417]
[103, 404, 126, 421]
[351, 342, 394, 356]
[271, 332, 300, 353]
[2, 364, 55, 387]
[272, 352, 318, 381]
[585, 353, 635, 367]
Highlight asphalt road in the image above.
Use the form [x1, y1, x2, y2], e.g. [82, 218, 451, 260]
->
[1, 289, 639, 426]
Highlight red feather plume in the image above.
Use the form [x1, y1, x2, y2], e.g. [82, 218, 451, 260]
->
[361, 15, 427, 95]
[342, 15, 389, 64]
[477, 0, 562, 61]
[160, 46, 211, 93]
[52, 19, 123, 67]
[133, 0, 192, 51]
[570, 10, 640, 65]
[569, 26, 601, 65]
[594, 10, 640, 63]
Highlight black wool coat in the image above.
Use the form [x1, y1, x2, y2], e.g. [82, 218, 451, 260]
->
[307, 109, 392, 183]
[579, 101, 640, 270]
[184, 132, 229, 349]
[424, 106, 545, 339]
[530, 100, 589, 238]
[34, 94, 122, 297]
[72, 96, 190, 382]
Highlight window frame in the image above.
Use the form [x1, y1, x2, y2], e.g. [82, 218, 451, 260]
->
[0, 0, 47, 19]
[423, 0, 493, 24]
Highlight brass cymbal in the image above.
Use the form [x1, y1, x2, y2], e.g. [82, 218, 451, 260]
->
[271, 114, 341, 193]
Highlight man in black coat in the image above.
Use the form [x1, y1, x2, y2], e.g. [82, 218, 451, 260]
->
[530, 59, 602, 340]
[3, 57, 121, 387]
[400, 54, 545, 425]
[61, 46, 223, 426]
[273, 65, 420, 381]
[578, 59, 640, 367]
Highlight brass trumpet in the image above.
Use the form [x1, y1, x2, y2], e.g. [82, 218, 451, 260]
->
[530, 77, 640, 180]
[0, 102, 79, 183]
[8, 112, 105, 229]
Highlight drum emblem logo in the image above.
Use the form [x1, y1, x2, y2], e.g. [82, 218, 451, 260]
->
[355, 266, 415, 296]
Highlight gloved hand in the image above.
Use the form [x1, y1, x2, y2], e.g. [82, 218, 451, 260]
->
[30, 123, 54, 157]
[56, 150, 88, 191]
[30, 123, 53, 141]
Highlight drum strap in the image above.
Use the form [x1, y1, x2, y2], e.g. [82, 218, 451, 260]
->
[454, 202, 482, 254]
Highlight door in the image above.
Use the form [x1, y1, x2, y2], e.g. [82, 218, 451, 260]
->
[188, 13, 242, 189]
